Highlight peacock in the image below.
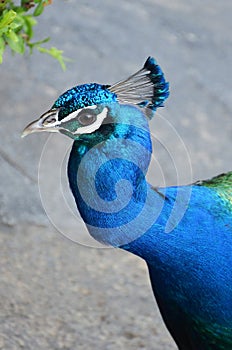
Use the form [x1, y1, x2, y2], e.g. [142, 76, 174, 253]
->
[22, 57, 232, 350]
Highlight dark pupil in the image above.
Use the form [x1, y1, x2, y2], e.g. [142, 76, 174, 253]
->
[44, 117, 56, 125]
[78, 111, 96, 126]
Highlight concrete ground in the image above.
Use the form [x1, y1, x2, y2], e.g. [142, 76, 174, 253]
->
[0, 1, 231, 349]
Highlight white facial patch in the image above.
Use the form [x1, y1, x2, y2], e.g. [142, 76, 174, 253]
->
[60, 104, 97, 124]
[74, 107, 108, 135]
[41, 105, 109, 136]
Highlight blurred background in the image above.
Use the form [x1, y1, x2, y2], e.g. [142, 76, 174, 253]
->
[0, 1, 231, 349]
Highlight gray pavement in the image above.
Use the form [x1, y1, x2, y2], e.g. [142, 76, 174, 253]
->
[0, 1, 231, 349]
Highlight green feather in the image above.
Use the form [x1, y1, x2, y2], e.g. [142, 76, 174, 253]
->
[196, 171, 232, 212]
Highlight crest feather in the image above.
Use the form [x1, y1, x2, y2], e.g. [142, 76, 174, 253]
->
[109, 57, 169, 118]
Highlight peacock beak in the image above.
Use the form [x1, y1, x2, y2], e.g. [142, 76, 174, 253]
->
[22, 109, 61, 138]
[21, 117, 45, 138]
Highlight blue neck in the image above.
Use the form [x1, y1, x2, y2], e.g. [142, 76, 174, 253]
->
[68, 104, 165, 245]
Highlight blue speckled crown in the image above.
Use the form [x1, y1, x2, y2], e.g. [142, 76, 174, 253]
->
[53, 57, 169, 120]
[53, 83, 117, 120]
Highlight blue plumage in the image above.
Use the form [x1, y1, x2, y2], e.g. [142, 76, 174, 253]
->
[22, 57, 232, 349]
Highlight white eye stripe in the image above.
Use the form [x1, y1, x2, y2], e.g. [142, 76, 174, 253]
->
[74, 107, 108, 135]
[40, 105, 109, 136]
[60, 104, 98, 124]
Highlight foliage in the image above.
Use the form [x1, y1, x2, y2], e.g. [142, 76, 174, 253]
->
[0, 0, 67, 69]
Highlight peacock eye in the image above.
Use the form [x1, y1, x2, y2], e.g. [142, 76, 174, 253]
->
[77, 110, 97, 126]
[43, 117, 56, 125]
[42, 110, 58, 125]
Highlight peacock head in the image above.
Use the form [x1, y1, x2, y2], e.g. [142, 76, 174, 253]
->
[22, 57, 169, 140]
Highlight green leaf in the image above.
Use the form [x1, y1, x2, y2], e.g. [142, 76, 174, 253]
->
[33, 1, 44, 17]
[22, 15, 37, 39]
[5, 30, 25, 54]
[6, 29, 18, 42]
[10, 16, 24, 32]
[28, 36, 49, 53]
[0, 4, 67, 68]
[0, 36, 5, 63]
[0, 10, 17, 33]
[38, 46, 68, 71]
[29, 36, 50, 47]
